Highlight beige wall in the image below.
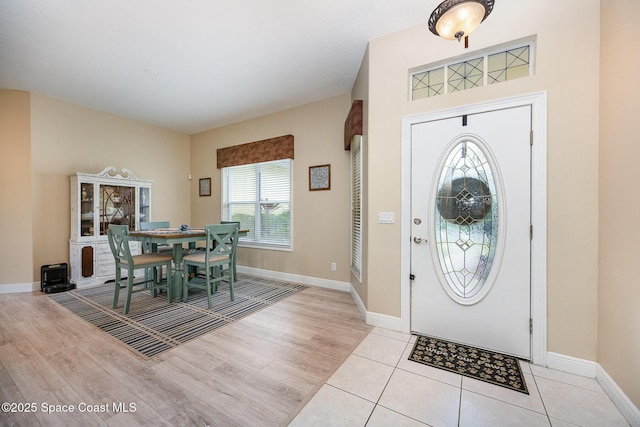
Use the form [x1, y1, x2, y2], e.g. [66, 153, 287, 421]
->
[0, 90, 32, 286]
[599, 0, 640, 407]
[190, 94, 352, 282]
[22, 94, 190, 285]
[363, 0, 601, 361]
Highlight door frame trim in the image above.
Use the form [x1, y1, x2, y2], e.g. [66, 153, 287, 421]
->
[401, 91, 548, 365]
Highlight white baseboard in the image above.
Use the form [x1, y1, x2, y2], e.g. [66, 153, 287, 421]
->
[596, 363, 640, 427]
[350, 285, 367, 321]
[236, 267, 402, 330]
[237, 266, 351, 292]
[366, 311, 403, 332]
[0, 281, 39, 294]
[547, 352, 639, 427]
[546, 351, 597, 378]
[348, 284, 403, 332]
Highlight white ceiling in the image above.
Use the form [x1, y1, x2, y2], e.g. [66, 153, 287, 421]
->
[0, 0, 434, 134]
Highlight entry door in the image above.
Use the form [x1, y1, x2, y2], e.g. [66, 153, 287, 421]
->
[410, 106, 532, 359]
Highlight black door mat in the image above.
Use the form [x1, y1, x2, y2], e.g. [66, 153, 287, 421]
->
[408, 334, 529, 394]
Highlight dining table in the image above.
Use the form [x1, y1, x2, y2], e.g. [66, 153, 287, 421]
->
[128, 227, 247, 301]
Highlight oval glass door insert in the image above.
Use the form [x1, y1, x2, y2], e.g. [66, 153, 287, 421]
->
[433, 138, 502, 304]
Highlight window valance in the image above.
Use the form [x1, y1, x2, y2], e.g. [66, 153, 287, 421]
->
[216, 134, 294, 169]
[344, 100, 362, 150]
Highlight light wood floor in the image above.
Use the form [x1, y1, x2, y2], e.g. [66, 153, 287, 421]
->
[0, 284, 372, 426]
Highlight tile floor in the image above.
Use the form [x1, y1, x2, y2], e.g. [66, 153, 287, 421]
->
[290, 327, 630, 427]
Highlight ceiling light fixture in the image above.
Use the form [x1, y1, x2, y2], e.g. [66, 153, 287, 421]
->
[428, 0, 494, 44]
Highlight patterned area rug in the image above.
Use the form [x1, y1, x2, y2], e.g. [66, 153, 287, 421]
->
[49, 275, 306, 358]
[408, 335, 529, 394]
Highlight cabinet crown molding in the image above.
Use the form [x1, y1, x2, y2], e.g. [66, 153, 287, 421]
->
[96, 166, 140, 181]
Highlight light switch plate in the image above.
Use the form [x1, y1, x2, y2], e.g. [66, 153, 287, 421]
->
[378, 212, 395, 224]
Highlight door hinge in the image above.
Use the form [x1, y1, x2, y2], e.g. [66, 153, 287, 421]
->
[530, 130, 534, 145]
[530, 224, 533, 240]
[529, 318, 533, 334]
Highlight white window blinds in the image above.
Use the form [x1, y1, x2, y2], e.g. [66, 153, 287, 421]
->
[223, 159, 291, 248]
[351, 136, 362, 280]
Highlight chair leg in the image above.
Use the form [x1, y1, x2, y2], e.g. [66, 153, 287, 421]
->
[206, 282, 212, 309]
[150, 266, 159, 297]
[182, 265, 191, 303]
[144, 267, 151, 295]
[231, 251, 237, 282]
[165, 263, 172, 304]
[123, 274, 134, 315]
[205, 267, 213, 309]
[228, 263, 235, 301]
[113, 268, 121, 309]
[212, 266, 219, 292]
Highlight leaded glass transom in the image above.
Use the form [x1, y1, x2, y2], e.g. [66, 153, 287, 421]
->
[488, 46, 530, 84]
[412, 67, 444, 100]
[410, 42, 533, 100]
[434, 139, 499, 301]
[448, 57, 484, 93]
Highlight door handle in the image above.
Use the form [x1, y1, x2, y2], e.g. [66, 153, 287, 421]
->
[413, 236, 428, 244]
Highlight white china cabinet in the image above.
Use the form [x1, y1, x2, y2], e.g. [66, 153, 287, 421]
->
[70, 167, 152, 287]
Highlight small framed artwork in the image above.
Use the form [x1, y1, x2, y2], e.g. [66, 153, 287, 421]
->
[309, 164, 331, 191]
[199, 178, 211, 197]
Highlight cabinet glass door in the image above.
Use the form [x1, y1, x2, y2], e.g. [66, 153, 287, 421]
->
[80, 182, 95, 237]
[99, 184, 136, 235]
[139, 187, 150, 227]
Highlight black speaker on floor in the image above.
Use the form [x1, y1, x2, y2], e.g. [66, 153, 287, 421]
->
[41, 263, 75, 294]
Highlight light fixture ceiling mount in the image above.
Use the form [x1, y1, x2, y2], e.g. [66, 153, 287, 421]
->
[428, 0, 495, 42]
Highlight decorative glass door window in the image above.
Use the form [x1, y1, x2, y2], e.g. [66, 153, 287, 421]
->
[99, 185, 136, 235]
[80, 182, 95, 237]
[139, 187, 150, 225]
[433, 138, 501, 303]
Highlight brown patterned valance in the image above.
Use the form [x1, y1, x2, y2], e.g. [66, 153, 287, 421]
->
[344, 100, 363, 150]
[216, 134, 294, 169]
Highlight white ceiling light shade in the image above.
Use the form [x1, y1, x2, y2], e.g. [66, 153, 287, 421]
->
[428, 0, 494, 41]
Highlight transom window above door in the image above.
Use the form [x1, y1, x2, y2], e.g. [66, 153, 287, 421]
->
[411, 41, 534, 100]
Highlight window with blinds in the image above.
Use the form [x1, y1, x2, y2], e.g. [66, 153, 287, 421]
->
[351, 135, 362, 280]
[222, 159, 291, 249]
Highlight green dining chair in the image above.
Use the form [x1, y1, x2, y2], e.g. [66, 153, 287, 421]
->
[107, 225, 173, 314]
[182, 223, 239, 309]
[220, 220, 240, 281]
[139, 221, 172, 253]
[139, 221, 174, 294]
[140, 221, 170, 230]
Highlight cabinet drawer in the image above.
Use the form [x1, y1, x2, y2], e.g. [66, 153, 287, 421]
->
[97, 242, 140, 277]
[96, 242, 112, 257]
[98, 262, 115, 277]
[96, 243, 114, 276]
[97, 241, 139, 257]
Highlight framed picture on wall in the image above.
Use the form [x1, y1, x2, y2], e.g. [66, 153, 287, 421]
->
[309, 164, 331, 191]
[199, 178, 211, 197]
